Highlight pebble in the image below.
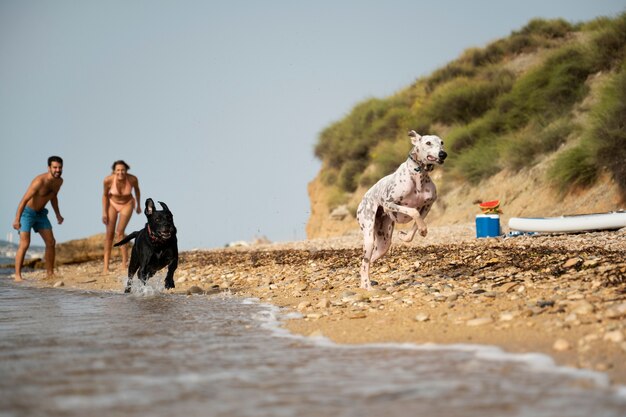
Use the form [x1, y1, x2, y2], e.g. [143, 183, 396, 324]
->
[603, 330, 624, 344]
[342, 292, 366, 303]
[415, 313, 430, 322]
[499, 282, 519, 293]
[186, 285, 204, 295]
[553, 338, 571, 351]
[176, 277, 187, 283]
[571, 300, 595, 315]
[53, 280, 64, 288]
[297, 301, 311, 311]
[316, 298, 331, 308]
[604, 303, 626, 320]
[466, 317, 493, 326]
[499, 312, 515, 322]
[563, 257, 582, 269]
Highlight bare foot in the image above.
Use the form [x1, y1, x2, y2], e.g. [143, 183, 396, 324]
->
[14, 275, 24, 282]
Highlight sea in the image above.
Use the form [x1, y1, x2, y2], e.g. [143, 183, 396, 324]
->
[1, 273, 625, 417]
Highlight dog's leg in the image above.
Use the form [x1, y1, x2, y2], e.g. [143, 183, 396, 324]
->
[371, 213, 394, 263]
[360, 224, 375, 290]
[125, 258, 140, 293]
[382, 201, 428, 239]
[398, 222, 419, 242]
[164, 258, 178, 290]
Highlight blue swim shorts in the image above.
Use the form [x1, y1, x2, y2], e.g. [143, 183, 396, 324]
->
[19, 206, 52, 233]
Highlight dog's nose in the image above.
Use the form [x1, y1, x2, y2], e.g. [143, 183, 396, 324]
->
[439, 150, 448, 161]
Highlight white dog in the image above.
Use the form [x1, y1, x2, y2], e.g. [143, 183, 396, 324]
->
[356, 130, 447, 289]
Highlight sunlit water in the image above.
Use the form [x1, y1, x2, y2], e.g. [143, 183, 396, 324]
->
[1, 276, 625, 417]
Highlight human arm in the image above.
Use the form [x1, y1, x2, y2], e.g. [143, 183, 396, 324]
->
[50, 192, 64, 225]
[102, 178, 110, 225]
[12, 178, 41, 230]
[132, 176, 141, 214]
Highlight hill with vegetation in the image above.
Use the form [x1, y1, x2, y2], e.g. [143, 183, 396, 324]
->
[307, 14, 626, 238]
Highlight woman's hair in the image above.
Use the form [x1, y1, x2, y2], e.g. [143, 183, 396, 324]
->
[111, 160, 130, 171]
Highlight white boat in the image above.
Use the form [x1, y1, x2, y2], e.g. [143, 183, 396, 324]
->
[508, 211, 626, 233]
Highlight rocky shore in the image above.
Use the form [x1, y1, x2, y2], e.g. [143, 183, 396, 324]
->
[10, 224, 626, 385]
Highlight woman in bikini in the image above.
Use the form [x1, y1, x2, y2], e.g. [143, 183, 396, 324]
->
[102, 160, 141, 273]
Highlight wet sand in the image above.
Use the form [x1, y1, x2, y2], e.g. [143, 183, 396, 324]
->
[10, 224, 626, 385]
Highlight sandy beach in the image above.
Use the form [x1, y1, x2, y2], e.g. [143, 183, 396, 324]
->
[10, 224, 626, 385]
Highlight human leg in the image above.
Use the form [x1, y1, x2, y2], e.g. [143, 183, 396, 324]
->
[103, 204, 118, 273]
[115, 202, 134, 269]
[14, 232, 31, 281]
[38, 229, 56, 278]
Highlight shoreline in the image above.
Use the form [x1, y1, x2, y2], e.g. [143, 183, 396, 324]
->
[5, 224, 626, 385]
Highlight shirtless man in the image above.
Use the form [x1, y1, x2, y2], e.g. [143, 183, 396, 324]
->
[12, 156, 65, 281]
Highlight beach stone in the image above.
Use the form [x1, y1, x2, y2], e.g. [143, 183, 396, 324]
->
[186, 285, 204, 295]
[53, 280, 64, 288]
[329, 205, 350, 221]
[553, 338, 571, 351]
[603, 330, 624, 344]
[563, 257, 583, 269]
[571, 300, 595, 315]
[308, 330, 324, 338]
[604, 303, 626, 320]
[176, 277, 187, 283]
[499, 312, 515, 322]
[466, 317, 493, 326]
[415, 313, 430, 322]
[297, 301, 311, 311]
[499, 282, 519, 293]
[348, 312, 367, 319]
[306, 313, 323, 320]
[446, 293, 459, 302]
[316, 298, 331, 308]
[342, 292, 366, 303]
[369, 289, 390, 297]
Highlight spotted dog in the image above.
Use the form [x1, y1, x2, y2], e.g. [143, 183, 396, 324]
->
[356, 130, 447, 290]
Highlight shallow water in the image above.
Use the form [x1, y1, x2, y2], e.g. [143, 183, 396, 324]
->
[1, 279, 625, 417]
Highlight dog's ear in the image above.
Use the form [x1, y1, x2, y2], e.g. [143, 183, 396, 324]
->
[158, 201, 171, 214]
[145, 198, 155, 216]
[409, 130, 422, 145]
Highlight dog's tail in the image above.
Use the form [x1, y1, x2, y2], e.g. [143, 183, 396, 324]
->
[114, 231, 140, 247]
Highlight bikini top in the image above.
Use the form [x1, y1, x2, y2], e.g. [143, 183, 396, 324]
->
[110, 178, 132, 197]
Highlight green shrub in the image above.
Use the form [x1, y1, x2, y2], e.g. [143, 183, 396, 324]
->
[445, 111, 499, 152]
[588, 12, 626, 71]
[515, 18, 573, 39]
[549, 144, 598, 191]
[426, 70, 514, 124]
[426, 61, 476, 93]
[499, 119, 574, 172]
[327, 186, 350, 209]
[370, 138, 411, 180]
[338, 160, 367, 192]
[452, 139, 501, 184]
[586, 63, 626, 195]
[550, 60, 626, 195]
[320, 168, 338, 186]
[494, 45, 593, 130]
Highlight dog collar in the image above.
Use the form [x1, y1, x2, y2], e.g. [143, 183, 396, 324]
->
[408, 154, 424, 173]
[147, 224, 165, 244]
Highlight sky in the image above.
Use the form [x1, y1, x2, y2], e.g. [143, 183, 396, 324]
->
[1, 0, 625, 250]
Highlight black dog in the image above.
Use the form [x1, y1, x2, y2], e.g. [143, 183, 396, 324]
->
[114, 198, 178, 293]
